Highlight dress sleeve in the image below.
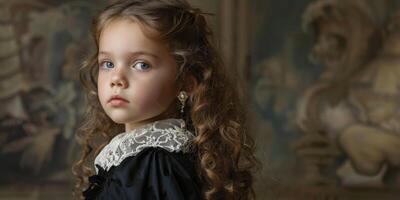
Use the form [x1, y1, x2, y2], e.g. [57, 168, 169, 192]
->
[96, 147, 203, 200]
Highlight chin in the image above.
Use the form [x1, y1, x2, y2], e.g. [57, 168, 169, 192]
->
[108, 115, 133, 124]
[105, 112, 133, 124]
[109, 118, 127, 124]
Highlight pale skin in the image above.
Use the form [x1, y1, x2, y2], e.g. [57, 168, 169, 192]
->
[97, 19, 195, 132]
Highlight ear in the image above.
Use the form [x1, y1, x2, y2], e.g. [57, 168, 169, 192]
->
[181, 74, 198, 96]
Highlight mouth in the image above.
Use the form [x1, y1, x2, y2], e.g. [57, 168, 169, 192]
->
[108, 95, 130, 106]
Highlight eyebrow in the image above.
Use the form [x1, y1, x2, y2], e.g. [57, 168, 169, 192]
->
[98, 51, 159, 59]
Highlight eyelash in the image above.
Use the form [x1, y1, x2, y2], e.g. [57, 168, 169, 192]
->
[99, 60, 114, 69]
[132, 61, 151, 71]
[99, 60, 151, 71]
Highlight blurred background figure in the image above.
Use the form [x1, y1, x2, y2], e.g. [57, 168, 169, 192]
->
[295, 0, 400, 188]
[296, 0, 390, 186]
[0, 0, 96, 199]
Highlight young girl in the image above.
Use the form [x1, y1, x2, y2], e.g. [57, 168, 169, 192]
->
[73, 0, 258, 199]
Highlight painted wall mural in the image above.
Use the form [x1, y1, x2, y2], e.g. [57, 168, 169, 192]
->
[250, 0, 400, 199]
[0, 0, 108, 199]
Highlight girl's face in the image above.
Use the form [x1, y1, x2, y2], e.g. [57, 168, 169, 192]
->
[97, 19, 179, 131]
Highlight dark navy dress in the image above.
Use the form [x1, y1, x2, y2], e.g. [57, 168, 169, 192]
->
[83, 147, 202, 200]
[82, 118, 202, 200]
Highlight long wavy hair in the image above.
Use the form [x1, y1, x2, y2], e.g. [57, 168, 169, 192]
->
[72, 0, 259, 199]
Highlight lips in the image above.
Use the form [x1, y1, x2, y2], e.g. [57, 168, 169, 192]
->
[108, 95, 129, 106]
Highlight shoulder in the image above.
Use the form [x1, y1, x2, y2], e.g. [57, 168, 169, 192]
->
[85, 147, 202, 200]
[115, 147, 198, 177]
[109, 147, 202, 200]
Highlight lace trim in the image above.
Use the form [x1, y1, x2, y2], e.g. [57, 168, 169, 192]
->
[94, 118, 194, 173]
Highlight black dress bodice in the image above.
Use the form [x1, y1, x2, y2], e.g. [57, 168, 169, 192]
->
[83, 147, 202, 200]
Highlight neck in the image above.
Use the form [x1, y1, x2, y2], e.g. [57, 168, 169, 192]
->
[125, 120, 152, 132]
[125, 114, 179, 132]
[125, 104, 180, 132]
[125, 116, 164, 132]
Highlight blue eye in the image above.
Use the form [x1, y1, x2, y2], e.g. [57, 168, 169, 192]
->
[100, 61, 114, 69]
[133, 62, 150, 71]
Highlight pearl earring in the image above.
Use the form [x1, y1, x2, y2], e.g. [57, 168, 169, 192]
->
[177, 91, 189, 130]
[177, 91, 189, 114]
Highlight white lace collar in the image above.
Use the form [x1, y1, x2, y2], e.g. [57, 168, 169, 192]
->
[94, 118, 195, 173]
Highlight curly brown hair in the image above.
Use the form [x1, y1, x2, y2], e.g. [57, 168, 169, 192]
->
[72, 0, 259, 199]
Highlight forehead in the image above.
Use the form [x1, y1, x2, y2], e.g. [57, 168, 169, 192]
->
[98, 18, 167, 54]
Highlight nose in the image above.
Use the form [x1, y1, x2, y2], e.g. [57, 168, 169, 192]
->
[110, 68, 128, 89]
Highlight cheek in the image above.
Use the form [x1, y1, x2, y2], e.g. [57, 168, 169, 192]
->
[132, 76, 177, 110]
[97, 73, 108, 105]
